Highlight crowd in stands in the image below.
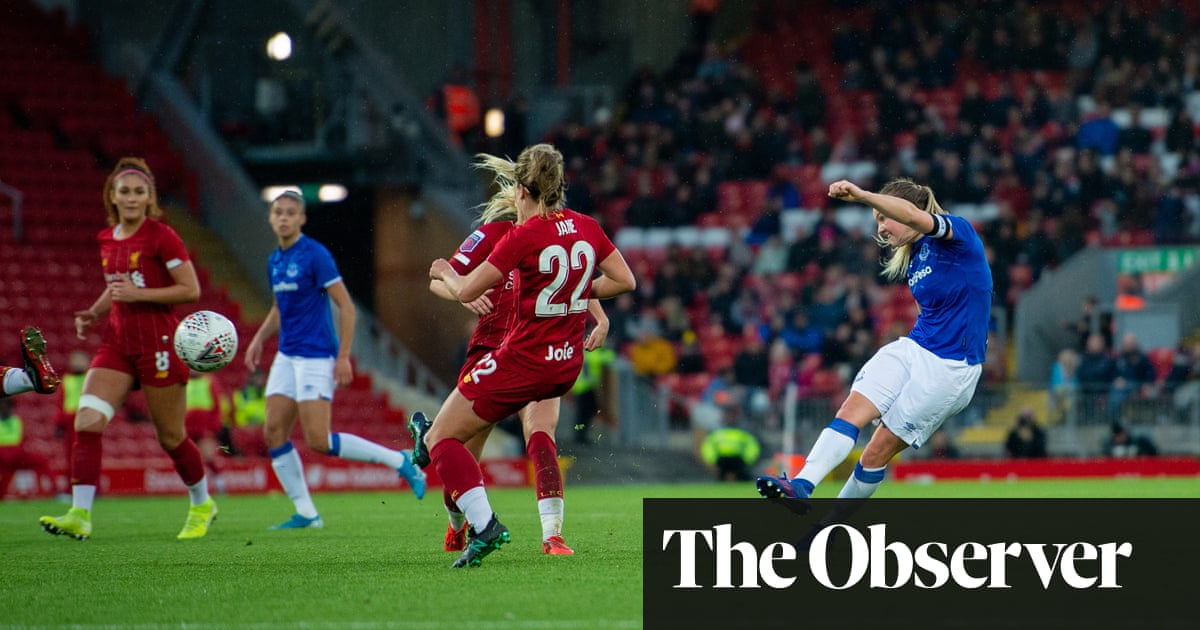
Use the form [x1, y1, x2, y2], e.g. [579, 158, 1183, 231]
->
[518, 0, 1200, 429]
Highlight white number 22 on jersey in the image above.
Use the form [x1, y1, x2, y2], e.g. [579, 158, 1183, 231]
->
[535, 241, 596, 317]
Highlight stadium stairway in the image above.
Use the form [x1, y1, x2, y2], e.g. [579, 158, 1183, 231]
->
[957, 384, 1050, 454]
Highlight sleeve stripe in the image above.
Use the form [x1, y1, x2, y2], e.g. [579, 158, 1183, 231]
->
[165, 258, 184, 269]
[453, 252, 472, 266]
[323, 276, 343, 289]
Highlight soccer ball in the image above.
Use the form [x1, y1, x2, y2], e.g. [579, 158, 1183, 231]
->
[174, 310, 239, 372]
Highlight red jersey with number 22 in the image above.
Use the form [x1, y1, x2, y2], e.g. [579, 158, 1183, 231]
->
[96, 219, 191, 354]
[485, 208, 615, 383]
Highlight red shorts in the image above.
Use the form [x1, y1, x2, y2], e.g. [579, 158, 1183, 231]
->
[92, 342, 188, 388]
[457, 351, 574, 423]
[456, 343, 497, 385]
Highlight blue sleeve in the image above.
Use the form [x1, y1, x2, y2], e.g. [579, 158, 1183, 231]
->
[313, 243, 343, 288]
[946, 215, 978, 245]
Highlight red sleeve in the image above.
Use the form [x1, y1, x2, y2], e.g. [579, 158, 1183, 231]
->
[449, 221, 510, 275]
[156, 221, 190, 269]
[485, 225, 524, 277]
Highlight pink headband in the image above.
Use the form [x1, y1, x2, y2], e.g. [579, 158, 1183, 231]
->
[113, 169, 153, 185]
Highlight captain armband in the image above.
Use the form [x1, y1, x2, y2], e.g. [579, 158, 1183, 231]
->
[925, 214, 951, 239]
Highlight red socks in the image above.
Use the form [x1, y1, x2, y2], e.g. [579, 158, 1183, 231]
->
[168, 438, 206, 487]
[70, 430, 103, 485]
[430, 439, 484, 505]
[526, 430, 563, 500]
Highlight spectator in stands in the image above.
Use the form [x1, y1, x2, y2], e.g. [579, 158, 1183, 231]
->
[1005, 407, 1048, 459]
[625, 172, 666, 227]
[928, 429, 960, 460]
[732, 326, 770, 421]
[1077, 332, 1116, 419]
[757, 178, 991, 502]
[243, 189, 425, 532]
[1117, 104, 1154, 155]
[1049, 348, 1081, 420]
[700, 405, 762, 482]
[40, 158, 212, 542]
[751, 234, 788, 275]
[1109, 332, 1157, 417]
[1103, 422, 1158, 458]
[653, 256, 696, 307]
[1153, 182, 1188, 245]
[1068, 296, 1113, 352]
[1164, 108, 1196, 154]
[747, 198, 784, 247]
[419, 142, 635, 568]
[676, 330, 708, 375]
[629, 321, 678, 378]
[605, 292, 640, 350]
[0, 397, 52, 499]
[1077, 100, 1119, 156]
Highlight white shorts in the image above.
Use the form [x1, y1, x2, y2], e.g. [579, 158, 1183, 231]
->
[850, 337, 981, 449]
[265, 353, 336, 403]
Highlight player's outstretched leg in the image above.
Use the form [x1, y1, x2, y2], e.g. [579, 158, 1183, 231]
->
[21, 326, 60, 394]
[396, 451, 426, 499]
[451, 515, 510, 569]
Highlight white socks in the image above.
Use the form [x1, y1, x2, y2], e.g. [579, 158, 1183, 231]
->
[329, 432, 404, 469]
[837, 463, 887, 499]
[456, 486, 493, 531]
[2, 367, 32, 396]
[187, 479, 210, 506]
[795, 418, 860, 490]
[270, 442, 318, 518]
[538, 497, 564, 540]
[73, 484, 96, 512]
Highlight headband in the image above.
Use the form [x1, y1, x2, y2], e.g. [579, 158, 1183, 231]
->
[113, 168, 154, 185]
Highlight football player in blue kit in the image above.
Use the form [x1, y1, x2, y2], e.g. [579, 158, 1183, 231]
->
[757, 178, 992, 501]
[244, 190, 426, 530]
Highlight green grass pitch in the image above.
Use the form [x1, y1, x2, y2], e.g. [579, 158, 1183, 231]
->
[2, 477, 1197, 628]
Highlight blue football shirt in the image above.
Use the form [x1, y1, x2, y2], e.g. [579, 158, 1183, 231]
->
[905, 215, 993, 364]
[268, 234, 343, 358]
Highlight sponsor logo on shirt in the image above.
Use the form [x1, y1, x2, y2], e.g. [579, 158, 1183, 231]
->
[273, 281, 300, 292]
[544, 341, 576, 362]
[908, 265, 933, 287]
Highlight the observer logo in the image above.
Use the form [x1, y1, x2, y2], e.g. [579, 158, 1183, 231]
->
[662, 523, 1133, 590]
[644, 499, 1197, 630]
